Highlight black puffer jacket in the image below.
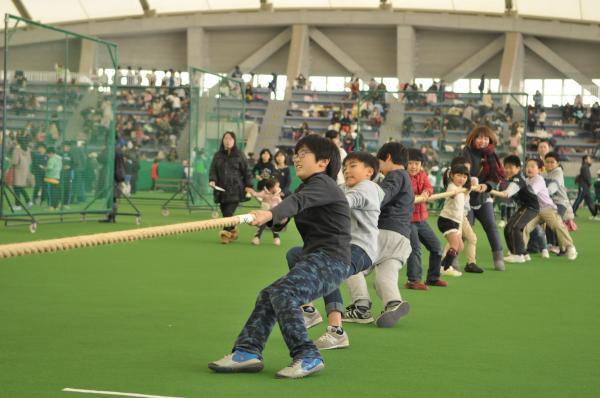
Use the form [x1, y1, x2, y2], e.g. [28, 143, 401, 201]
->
[209, 149, 252, 204]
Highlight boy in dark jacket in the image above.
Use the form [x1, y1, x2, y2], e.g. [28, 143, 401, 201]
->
[209, 135, 351, 379]
[405, 149, 446, 290]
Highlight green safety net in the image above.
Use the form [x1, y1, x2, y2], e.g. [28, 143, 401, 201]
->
[1, 14, 118, 221]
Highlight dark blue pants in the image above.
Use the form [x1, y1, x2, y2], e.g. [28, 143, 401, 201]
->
[573, 185, 596, 216]
[286, 244, 371, 314]
[407, 221, 442, 283]
[234, 250, 349, 360]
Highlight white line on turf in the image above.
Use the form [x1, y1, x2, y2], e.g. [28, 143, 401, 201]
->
[62, 387, 185, 398]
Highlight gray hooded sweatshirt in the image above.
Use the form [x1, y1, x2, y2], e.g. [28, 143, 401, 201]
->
[341, 179, 385, 262]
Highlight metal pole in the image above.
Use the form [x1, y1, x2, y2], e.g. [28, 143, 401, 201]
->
[1, 14, 10, 217]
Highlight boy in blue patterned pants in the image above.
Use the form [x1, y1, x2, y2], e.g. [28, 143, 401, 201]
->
[208, 135, 352, 379]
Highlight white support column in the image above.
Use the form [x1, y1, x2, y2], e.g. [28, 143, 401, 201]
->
[524, 36, 599, 96]
[308, 27, 371, 82]
[285, 24, 310, 98]
[78, 39, 97, 76]
[238, 28, 292, 73]
[499, 32, 524, 92]
[186, 27, 207, 69]
[443, 36, 505, 85]
[396, 26, 416, 85]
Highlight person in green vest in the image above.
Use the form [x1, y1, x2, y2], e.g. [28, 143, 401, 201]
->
[193, 148, 209, 195]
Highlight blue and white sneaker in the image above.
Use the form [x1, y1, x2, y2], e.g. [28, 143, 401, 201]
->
[208, 349, 264, 373]
[276, 357, 324, 379]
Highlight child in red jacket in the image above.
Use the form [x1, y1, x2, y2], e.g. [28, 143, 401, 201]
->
[405, 149, 447, 290]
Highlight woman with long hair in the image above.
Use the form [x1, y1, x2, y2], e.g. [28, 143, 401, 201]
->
[462, 126, 506, 271]
[209, 131, 253, 244]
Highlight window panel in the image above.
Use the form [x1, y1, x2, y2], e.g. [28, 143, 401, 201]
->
[327, 76, 346, 92]
[309, 76, 327, 91]
[543, 79, 563, 95]
[453, 79, 470, 93]
[563, 79, 582, 95]
[543, 95, 562, 108]
[383, 78, 399, 91]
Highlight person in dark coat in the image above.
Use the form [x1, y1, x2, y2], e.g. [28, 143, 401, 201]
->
[100, 145, 126, 223]
[572, 155, 597, 217]
[462, 126, 506, 271]
[209, 131, 253, 243]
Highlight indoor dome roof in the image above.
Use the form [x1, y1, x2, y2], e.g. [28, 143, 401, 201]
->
[2, 0, 600, 25]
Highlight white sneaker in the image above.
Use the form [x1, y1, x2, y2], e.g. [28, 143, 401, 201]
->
[302, 307, 323, 329]
[541, 249, 550, 259]
[548, 246, 561, 255]
[13, 205, 23, 211]
[498, 220, 507, 228]
[504, 254, 526, 263]
[592, 216, 600, 221]
[208, 350, 264, 373]
[251, 236, 260, 245]
[314, 326, 349, 350]
[276, 357, 324, 379]
[566, 246, 578, 260]
[525, 254, 532, 261]
[273, 237, 281, 246]
[441, 266, 462, 277]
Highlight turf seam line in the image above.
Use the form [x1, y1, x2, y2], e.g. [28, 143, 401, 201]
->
[62, 387, 185, 398]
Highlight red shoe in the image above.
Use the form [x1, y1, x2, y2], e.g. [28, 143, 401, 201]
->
[426, 279, 448, 287]
[404, 280, 428, 290]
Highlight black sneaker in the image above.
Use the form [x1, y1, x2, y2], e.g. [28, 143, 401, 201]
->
[342, 304, 374, 324]
[464, 263, 484, 273]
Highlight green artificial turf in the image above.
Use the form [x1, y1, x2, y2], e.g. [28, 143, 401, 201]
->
[1, 201, 599, 398]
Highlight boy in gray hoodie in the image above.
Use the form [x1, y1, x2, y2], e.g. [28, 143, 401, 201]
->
[344, 142, 414, 328]
[289, 152, 384, 350]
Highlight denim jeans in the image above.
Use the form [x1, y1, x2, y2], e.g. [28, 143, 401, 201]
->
[406, 221, 442, 283]
[234, 250, 349, 360]
[467, 201, 503, 253]
[286, 244, 371, 314]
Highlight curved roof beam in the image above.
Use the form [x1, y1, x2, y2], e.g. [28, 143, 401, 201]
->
[11, 0, 32, 20]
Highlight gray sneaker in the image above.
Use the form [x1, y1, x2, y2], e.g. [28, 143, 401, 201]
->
[314, 326, 350, 350]
[208, 350, 264, 373]
[276, 357, 324, 379]
[375, 301, 411, 328]
[493, 250, 505, 271]
[302, 307, 323, 329]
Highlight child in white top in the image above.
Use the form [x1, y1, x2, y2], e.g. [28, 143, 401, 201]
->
[524, 158, 578, 260]
[250, 179, 285, 246]
[437, 164, 471, 271]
